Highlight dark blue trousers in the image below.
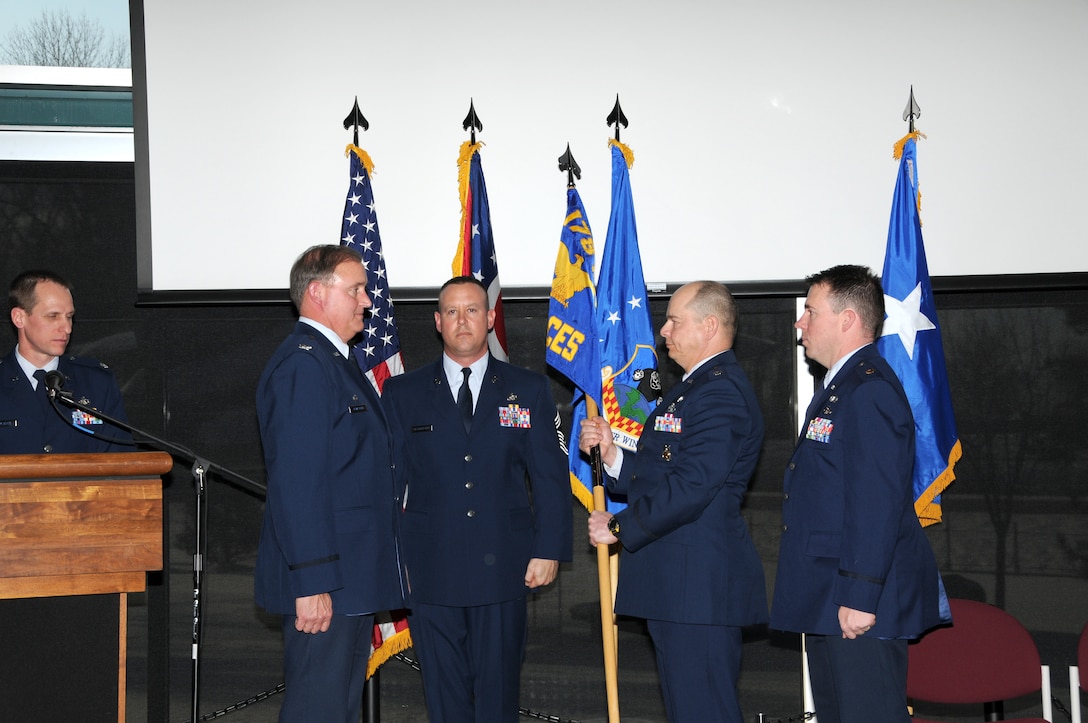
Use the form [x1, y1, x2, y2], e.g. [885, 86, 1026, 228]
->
[409, 599, 528, 723]
[646, 619, 745, 723]
[806, 633, 911, 723]
[279, 612, 374, 723]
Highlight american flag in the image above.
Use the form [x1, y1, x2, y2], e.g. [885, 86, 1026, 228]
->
[341, 144, 405, 393]
[339, 144, 412, 676]
[451, 141, 508, 361]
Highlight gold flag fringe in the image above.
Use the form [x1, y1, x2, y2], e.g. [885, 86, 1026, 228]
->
[914, 439, 962, 527]
[892, 130, 926, 161]
[366, 627, 413, 680]
[451, 141, 484, 277]
[345, 144, 375, 176]
[571, 472, 594, 514]
[608, 138, 635, 169]
[892, 131, 927, 225]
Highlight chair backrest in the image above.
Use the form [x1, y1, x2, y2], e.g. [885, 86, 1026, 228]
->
[907, 598, 1042, 704]
[1079, 621, 1088, 691]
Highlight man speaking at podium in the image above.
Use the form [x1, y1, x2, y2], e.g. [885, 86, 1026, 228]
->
[1, 269, 130, 453]
[0, 268, 134, 723]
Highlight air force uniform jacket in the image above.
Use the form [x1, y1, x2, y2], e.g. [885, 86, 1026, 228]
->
[606, 349, 768, 627]
[254, 322, 403, 616]
[0, 348, 130, 454]
[770, 345, 946, 638]
[383, 355, 572, 607]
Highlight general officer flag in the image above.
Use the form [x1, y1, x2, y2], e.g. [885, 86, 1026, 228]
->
[591, 140, 661, 513]
[338, 143, 412, 673]
[452, 142, 508, 361]
[876, 133, 961, 526]
[546, 187, 600, 511]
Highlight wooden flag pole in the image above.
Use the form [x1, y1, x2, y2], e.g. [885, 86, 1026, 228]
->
[586, 398, 621, 722]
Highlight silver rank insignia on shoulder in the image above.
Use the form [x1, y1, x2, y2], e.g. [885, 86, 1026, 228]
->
[298, 343, 312, 351]
[661, 443, 672, 461]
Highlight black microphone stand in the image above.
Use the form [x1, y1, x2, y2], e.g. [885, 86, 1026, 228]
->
[46, 380, 265, 723]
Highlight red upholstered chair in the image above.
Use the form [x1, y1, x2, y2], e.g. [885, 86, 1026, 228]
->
[1071, 621, 1088, 723]
[906, 598, 1051, 722]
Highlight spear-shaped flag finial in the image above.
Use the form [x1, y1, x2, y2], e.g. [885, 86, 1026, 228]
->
[558, 143, 581, 188]
[902, 86, 922, 134]
[343, 96, 369, 148]
[606, 94, 628, 142]
[463, 98, 484, 144]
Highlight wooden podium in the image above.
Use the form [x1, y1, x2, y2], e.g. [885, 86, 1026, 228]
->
[0, 451, 172, 722]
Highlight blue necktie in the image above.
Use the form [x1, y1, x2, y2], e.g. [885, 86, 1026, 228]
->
[33, 369, 52, 413]
[457, 367, 473, 433]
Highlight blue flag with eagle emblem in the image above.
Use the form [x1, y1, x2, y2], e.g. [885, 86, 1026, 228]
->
[589, 140, 661, 513]
[546, 187, 601, 511]
[876, 133, 961, 527]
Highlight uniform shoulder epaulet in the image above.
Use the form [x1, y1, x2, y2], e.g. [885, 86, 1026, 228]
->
[65, 354, 111, 371]
[852, 359, 888, 383]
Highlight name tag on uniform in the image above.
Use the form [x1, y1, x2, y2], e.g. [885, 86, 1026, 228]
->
[0, 419, 17, 428]
[806, 416, 834, 443]
[411, 424, 433, 433]
[498, 404, 531, 428]
[348, 404, 368, 414]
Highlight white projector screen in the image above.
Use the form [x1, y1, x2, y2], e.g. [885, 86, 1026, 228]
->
[134, 0, 1088, 294]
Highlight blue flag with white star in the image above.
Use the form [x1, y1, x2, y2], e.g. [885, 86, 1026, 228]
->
[579, 140, 660, 513]
[876, 134, 961, 526]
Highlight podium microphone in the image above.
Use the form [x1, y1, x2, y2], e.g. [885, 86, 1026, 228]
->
[44, 370, 74, 400]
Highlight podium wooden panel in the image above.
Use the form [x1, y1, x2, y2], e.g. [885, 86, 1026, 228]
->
[0, 451, 172, 723]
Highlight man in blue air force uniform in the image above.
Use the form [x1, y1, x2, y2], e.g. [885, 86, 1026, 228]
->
[383, 276, 572, 723]
[1, 269, 130, 453]
[0, 270, 133, 721]
[581, 280, 767, 723]
[771, 265, 947, 723]
[254, 245, 403, 723]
